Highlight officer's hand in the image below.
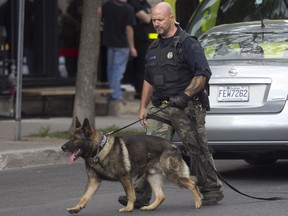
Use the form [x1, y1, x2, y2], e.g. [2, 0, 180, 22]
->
[139, 107, 148, 128]
[169, 92, 191, 110]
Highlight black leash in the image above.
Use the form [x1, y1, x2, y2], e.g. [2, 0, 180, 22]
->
[106, 104, 170, 135]
[107, 103, 285, 201]
[211, 165, 284, 201]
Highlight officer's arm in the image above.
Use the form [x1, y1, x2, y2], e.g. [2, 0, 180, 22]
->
[140, 80, 154, 110]
[184, 75, 206, 97]
[139, 80, 154, 127]
[181, 37, 211, 97]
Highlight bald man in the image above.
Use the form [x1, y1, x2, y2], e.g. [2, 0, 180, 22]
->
[119, 2, 224, 208]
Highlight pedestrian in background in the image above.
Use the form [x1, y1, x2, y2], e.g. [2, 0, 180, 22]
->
[102, 0, 137, 115]
[124, 0, 152, 99]
[118, 2, 224, 208]
[59, 0, 83, 77]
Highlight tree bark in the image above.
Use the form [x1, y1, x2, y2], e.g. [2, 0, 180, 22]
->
[71, 0, 102, 130]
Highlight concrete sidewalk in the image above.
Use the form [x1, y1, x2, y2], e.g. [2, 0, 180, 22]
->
[0, 115, 144, 170]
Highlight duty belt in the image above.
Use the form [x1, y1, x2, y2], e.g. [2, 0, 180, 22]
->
[160, 95, 199, 104]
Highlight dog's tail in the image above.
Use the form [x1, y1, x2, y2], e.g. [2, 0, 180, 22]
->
[161, 145, 191, 176]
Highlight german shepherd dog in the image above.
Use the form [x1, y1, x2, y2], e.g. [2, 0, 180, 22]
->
[61, 118, 202, 213]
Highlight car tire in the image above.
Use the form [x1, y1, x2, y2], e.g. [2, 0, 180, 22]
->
[244, 158, 277, 165]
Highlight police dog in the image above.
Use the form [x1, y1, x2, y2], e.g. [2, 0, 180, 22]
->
[61, 118, 202, 213]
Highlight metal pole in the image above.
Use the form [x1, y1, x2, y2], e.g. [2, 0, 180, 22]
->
[15, 0, 25, 140]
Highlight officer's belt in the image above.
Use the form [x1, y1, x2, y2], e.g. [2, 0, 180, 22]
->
[148, 114, 172, 126]
[159, 96, 199, 103]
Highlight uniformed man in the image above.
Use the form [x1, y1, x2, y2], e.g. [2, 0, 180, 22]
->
[119, 2, 224, 208]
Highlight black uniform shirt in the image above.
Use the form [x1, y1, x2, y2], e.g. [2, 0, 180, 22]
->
[102, 0, 136, 48]
[144, 28, 212, 94]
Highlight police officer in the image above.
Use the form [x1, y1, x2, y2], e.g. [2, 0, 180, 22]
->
[119, 2, 224, 208]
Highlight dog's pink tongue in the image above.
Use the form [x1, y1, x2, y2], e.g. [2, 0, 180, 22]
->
[67, 153, 75, 165]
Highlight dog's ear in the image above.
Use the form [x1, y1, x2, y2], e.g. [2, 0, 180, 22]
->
[75, 117, 81, 128]
[82, 118, 92, 136]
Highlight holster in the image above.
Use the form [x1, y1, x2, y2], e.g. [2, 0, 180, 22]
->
[198, 88, 210, 111]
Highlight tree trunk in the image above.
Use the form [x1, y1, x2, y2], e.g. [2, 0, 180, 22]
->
[71, 0, 102, 130]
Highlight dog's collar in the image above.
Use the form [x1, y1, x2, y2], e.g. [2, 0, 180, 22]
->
[92, 134, 108, 163]
[99, 135, 107, 149]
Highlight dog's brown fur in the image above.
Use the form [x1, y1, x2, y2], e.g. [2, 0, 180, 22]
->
[61, 118, 202, 213]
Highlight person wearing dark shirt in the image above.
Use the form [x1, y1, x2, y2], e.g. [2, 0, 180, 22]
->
[102, 0, 137, 106]
[125, 0, 152, 99]
[60, 0, 83, 77]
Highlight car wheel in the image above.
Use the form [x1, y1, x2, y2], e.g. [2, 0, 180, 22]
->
[244, 158, 277, 165]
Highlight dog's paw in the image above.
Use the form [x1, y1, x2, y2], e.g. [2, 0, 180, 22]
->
[140, 205, 156, 211]
[67, 206, 82, 214]
[195, 199, 202, 209]
[119, 207, 133, 212]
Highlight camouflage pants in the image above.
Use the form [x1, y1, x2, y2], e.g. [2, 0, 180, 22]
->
[134, 101, 223, 201]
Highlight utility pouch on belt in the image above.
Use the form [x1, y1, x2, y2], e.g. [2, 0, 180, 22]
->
[151, 94, 162, 107]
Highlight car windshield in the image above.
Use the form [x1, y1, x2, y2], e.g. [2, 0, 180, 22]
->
[186, 0, 288, 37]
[199, 32, 288, 60]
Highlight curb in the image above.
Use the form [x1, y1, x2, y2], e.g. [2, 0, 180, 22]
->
[0, 147, 67, 170]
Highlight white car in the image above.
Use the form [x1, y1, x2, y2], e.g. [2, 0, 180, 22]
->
[196, 20, 288, 164]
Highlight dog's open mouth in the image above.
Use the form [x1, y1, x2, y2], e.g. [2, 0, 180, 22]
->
[67, 149, 82, 165]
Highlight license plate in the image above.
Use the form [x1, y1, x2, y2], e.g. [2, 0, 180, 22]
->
[218, 86, 249, 102]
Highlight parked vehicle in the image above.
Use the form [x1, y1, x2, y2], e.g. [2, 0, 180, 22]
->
[186, 0, 288, 37]
[178, 20, 288, 165]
